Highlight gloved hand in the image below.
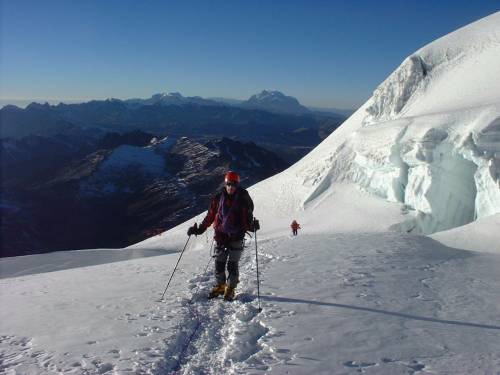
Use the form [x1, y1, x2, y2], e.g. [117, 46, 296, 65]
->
[187, 223, 204, 236]
[250, 218, 260, 232]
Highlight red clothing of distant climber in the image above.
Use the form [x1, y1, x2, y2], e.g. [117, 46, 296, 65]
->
[291, 220, 301, 236]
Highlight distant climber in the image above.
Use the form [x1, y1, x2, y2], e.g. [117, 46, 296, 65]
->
[187, 171, 259, 301]
[291, 220, 301, 236]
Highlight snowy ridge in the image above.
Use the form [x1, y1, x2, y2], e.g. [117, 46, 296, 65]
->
[365, 11, 500, 123]
[246, 12, 500, 235]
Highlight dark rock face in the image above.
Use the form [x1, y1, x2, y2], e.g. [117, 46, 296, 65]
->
[1, 132, 101, 189]
[1, 134, 287, 257]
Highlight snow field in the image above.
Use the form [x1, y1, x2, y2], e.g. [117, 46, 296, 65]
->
[0, 254, 189, 374]
[0, 234, 292, 374]
[253, 232, 500, 374]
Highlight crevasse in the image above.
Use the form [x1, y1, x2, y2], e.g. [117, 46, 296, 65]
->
[332, 107, 500, 235]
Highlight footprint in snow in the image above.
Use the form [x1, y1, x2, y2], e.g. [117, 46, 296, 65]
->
[343, 360, 377, 370]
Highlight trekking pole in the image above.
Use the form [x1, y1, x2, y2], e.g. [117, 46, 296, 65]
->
[159, 235, 191, 301]
[254, 222, 262, 312]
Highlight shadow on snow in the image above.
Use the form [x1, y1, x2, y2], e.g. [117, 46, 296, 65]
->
[260, 295, 500, 331]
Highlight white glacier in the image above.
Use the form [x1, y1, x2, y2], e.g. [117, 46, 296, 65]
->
[282, 12, 500, 235]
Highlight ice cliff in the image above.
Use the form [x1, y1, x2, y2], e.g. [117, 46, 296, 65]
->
[339, 12, 500, 234]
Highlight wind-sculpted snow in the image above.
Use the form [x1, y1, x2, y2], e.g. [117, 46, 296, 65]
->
[366, 12, 500, 124]
[364, 55, 428, 124]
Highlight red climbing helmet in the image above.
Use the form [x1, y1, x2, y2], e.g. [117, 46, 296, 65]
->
[224, 171, 240, 184]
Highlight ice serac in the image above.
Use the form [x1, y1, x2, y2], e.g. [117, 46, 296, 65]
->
[250, 12, 500, 236]
[364, 55, 428, 124]
[348, 12, 500, 234]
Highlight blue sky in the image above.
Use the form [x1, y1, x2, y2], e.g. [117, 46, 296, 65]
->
[1, 1, 498, 108]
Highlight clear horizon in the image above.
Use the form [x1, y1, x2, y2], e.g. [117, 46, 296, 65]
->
[1, 1, 498, 109]
[0, 93, 359, 111]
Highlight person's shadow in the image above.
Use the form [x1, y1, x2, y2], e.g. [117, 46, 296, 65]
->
[259, 295, 500, 330]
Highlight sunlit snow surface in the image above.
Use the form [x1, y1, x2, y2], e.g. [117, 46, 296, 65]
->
[2, 11, 500, 375]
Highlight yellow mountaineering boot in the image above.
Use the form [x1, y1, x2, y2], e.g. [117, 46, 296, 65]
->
[224, 286, 236, 301]
[208, 283, 226, 299]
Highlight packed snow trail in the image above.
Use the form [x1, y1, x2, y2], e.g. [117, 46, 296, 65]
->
[155, 236, 280, 375]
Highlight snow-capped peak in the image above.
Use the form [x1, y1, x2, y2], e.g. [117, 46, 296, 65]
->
[253, 90, 287, 100]
[250, 90, 295, 103]
[242, 90, 310, 115]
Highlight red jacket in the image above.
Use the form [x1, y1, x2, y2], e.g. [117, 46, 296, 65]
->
[200, 187, 254, 243]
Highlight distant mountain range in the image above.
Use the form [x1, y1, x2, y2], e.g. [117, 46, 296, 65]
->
[0, 90, 348, 256]
[123, 90, 330, 116]
[0, 92, 345, 162]
[1, 90, 355, 116]
[124, 92, 225, 108]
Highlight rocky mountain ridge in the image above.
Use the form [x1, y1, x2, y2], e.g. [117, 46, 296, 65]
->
[1, 132, 286, 256]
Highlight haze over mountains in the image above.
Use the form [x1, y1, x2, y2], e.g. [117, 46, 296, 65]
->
[0, 90, 346, 256]
[125, 90, 314, 115]
[0, 90, 344, 157]
[0, 90, 355, 116]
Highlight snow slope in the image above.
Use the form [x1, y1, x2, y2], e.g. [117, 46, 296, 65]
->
[2, 185, 500, 374]
[2, 11, 500, 375]
[247, 10, 500, 236]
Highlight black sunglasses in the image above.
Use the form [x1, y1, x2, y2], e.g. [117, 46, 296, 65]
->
[226, 182, 238, 187]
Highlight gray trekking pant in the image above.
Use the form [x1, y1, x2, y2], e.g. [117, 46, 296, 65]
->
[214, 239, 244, 288]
